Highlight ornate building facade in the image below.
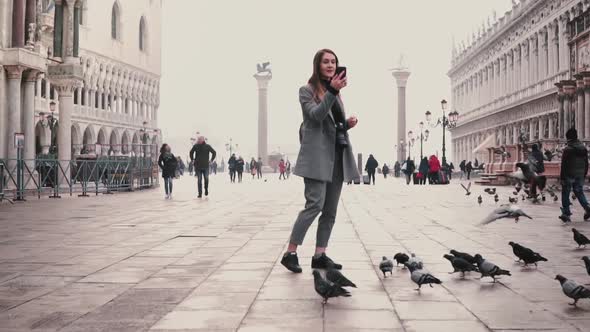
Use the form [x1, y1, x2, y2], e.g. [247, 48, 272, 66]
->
[448, 0, 587, 174]
[0, 0, 161, 165]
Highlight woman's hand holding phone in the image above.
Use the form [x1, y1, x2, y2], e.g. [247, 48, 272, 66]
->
[330, 71, 347, 91]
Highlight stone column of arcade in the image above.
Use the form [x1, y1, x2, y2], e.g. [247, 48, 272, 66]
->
[254, 69, 272, 166]
[23, 69, 39, 171]
[5, 66, 25, 172]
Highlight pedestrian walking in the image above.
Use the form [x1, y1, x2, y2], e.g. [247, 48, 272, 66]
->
[418, 157, 429, 185]
[158, 144, 177, 199]
[459, 160, 466, 179]
[559, 128, 590, 223]
[189, 136, 217, 198]
[228, 153, 237, 183]
[365, 154, 378, 185]
[286, 159, 291, 179]
[465, 161, 473, 180]
[279, 158, 287, 180]
[448, 162, 455, 180]
[250, 158, 257, 179]
[236, 156, 245, 183]
[428, 155, 441, 184]
[188, 155, 194, 176]
[256, 157, 263, 179]
[394, 161, 401, 177]
[281, 48, 360, 273]
[402, 157, 416, 185]
[382, 163, 389, 179]
[528, 143, 545, 203]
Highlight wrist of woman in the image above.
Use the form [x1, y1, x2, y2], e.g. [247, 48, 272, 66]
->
[326, 84, 340, 95]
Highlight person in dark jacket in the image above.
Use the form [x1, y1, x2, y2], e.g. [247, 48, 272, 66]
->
[256, 157, 263, 179]
[465, 161, 473, 180]
[394, 161, 401, 177]
[448, 162, 455, 180]
[528, 144, 545, 203]
[236, 156, 245, 183]
[459, 160, 466, 179]
[382, 164, 389, 178]
[158, 144, 177, 199]
[418, 157, 429, 185]
[559, 128, 590, 223]
[228, 154, 237, 183]
[189, 136, 217, 198]
[365, 154, 378, 185]
[403, 157, 416, 185]
[250, 158, 257, 179]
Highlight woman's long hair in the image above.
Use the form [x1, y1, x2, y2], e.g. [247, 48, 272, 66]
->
[308, 49, 339, 102]
[160, 143, 169, 155]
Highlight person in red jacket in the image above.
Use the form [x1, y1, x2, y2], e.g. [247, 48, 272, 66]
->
[279, 159, 287, 180]
[428, 155, 441, 184]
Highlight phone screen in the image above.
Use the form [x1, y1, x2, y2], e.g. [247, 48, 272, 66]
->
[336, 66, 347, 77]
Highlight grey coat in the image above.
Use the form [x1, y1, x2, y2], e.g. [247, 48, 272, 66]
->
[293, 84, 361, 183]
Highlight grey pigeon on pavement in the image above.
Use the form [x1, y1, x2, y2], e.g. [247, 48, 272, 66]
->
[474, 254, 511, 282]
[404, 263, 442, 290]
[573, 228, 590, 248]
[484, 188, 496, 195]
[509, 196, 518, 204]
[326, 268, 357, 288]
[393, 253, 409, 267]
[478, 195, 483, 206]
[461, 182, 472, 195]
[583, 256, 590, 277]
[443, 254, 477, 277]
[508, 241, 547, 267]
[450, 249, 477, 265]
[379, 256, 394, 278]
[312, 270, 351, 304]
[555, 274, 590, 306]
[480, 204, 532, 225]
[494, 194, 499, 204]
[407, 253, 424, 270]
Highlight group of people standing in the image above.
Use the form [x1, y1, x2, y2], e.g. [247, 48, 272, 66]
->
[398, 155, 453, 185]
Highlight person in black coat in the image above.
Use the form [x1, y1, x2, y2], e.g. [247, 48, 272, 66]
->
[158, 144, 177, 199]
[382, 164, 389, 179]
[189, 136, 217, 198]
[403, 157, 416, 185]
[418, 157, 429, 185]
[559, 128, 590, 222]
[465, 161, 473, 180]
[528, 144, 545, 203]
[236, 156, 245, 183]
[365, 154, 378, 185]
[228, 154, 237, 183]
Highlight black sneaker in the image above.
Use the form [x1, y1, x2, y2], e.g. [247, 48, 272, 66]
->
[559, 214, 572, 223]
[205, 189, 209, 196]
[311, 253, 342, 270]
[281, 252, 302, 273]
[197, 194, 202, 198]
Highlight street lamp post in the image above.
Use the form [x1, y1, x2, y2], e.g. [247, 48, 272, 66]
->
[225, 138, 238, 156]
[39, 101, 59, 155]
[425, 99, 459, 165]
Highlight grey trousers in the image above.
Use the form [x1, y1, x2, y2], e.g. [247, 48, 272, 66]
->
[289, 148, 344, 248]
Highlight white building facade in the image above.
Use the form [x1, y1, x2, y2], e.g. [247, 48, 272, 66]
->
[448, 0, 587, 171]
[0, 0, 161, 165]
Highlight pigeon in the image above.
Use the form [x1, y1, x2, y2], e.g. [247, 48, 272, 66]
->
[509, 197, 518, 204]
[478, 195, 483, 206]
[573, 193, 577, 201]
[555, 275, 590, 306]
[480, 204, 532, 225]
[514, 185, 522, 193]
[508, 241, 548, 267]
[312, 270, 351, 304]
[461, 182, 472, 195]
[553, 195, 559, 202]
[379, 256, 394, 278]
[484, 188, 496, 195]
[521, 194, 526, 201]
[393, 253, 409, 267]
[494, 194, 499, 204]
[404, 263, 442, 290]
[450, 249, 477, 265]
[474, 254, 511, 282]
[407, 253, 424, 270]
[583, 256, 590, 278]
[573, 228, 590, 248]
[513, 191, 518, 196]
[326, 268, 357, 288]
[541, 194, 546, 202]
[443, 254, 477, 277]
[515, 162, 547, 192]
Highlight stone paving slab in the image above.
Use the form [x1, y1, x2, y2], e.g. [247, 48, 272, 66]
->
[1, 175, 590, 331]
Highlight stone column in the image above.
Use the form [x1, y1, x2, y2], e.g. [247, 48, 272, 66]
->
[541, 29, 548, 80]
[556, 83, 564, 138]
[507, 53, 513, 95]
[515, 48, 521, 91]
[11, 0, 25, 47]
[539, 117, 545, 140]
[563, 81, 577, 132]
[5, 66, 24, 164]
[513, 125, 519, 145]
[254, 72, 272, 164]
[521, 42, 529, 89]
[576, 75, 585, 139]
[532, 36, 539, 85]
[559, 16, 569, 72]
[23, 69, 39, 169]
[548, 115, 555, 139]
[392, 68, 411, 162]
[551, 24, 559, 76]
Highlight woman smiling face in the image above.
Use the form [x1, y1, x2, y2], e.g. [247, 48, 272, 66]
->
[320, 52, 337, 80]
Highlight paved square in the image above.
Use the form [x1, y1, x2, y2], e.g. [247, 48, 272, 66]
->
[1, 175, 589, 331]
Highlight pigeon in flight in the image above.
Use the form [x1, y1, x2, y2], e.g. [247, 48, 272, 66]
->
[326, 268, 357, 288]
[444, 254, 477, 277]
[474, 254, 511, 282]
[555, 274, 590, 306]
[450, 249, 477, 265]
[461, 182, 472, 196]
[508, 241, 547, 267]
[480, 204, 532, 225]
[407, 253, 424, 270]
[573, 228, 590, 248]
[478, 195, 483, 206]
[405, 263, 442, 291]
[515, 162, 547, 192]
[379, 256, 394, 278]
[313, 270, 351, 304]
[394, 253, 409, 267]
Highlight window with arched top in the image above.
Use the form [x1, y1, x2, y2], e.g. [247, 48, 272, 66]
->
[111, 2, 120, 40]
[139, 16, 147, 51]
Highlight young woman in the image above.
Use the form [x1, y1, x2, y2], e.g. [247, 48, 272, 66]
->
[158, 144, 177, 199]
[236, 156, 245, 183]
[278, 159, 286, 180]
[281, 49, 360, 273]
[250, 158, 257, 179]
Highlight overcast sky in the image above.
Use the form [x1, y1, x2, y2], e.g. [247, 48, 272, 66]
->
[159, 0, 512, 164]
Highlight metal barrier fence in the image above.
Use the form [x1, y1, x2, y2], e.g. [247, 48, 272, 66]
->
[0, 157, 159, 201]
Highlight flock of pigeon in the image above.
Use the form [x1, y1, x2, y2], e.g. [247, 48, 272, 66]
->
[311, 181, 590, 307]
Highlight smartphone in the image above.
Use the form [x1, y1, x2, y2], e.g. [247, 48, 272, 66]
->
[335, 66, 347, 77]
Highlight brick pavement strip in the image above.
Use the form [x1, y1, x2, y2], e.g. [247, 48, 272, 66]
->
[0, 176, 589, 331]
